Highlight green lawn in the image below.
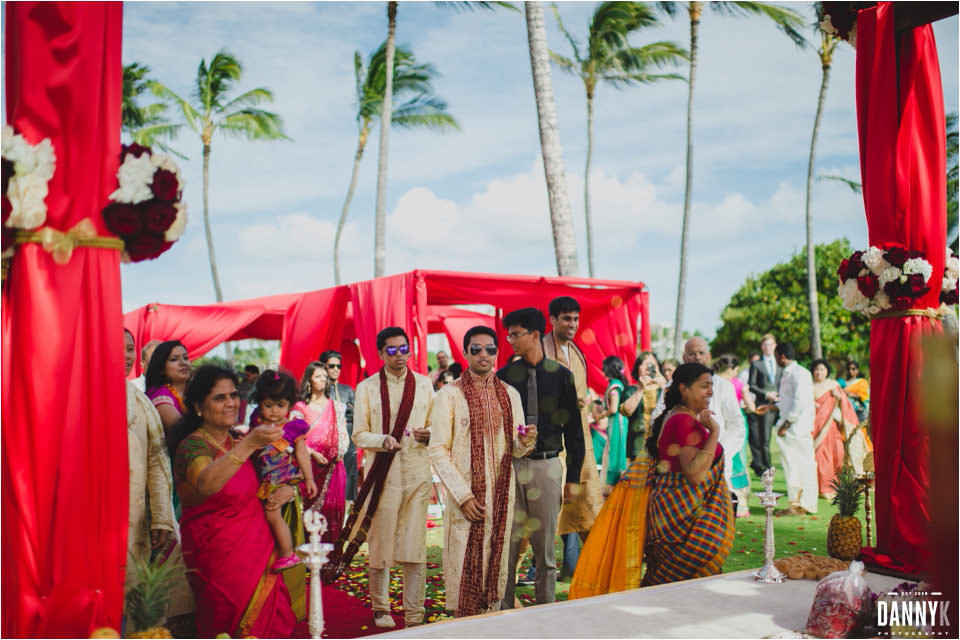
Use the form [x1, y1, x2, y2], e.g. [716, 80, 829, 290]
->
[338, 437, 874, 614]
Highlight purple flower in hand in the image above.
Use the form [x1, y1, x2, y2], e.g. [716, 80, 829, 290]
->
[517, 424, 529, 436]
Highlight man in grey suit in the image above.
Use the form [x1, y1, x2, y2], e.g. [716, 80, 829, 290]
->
[747, 333, 781, 476]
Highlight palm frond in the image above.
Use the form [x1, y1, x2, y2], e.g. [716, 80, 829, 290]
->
[220, 87, 276, 114]
[818, 174, 862, 194]
[391, 111, 460, 131]
[549, 50, 581, 76]
[614, 42, 688, 73]
[150, 81, 204, 136]
[551, 3, 583, 65]
[218, 109, 291, 141]
[654, 1, 678, 19]
[437, 0, 519, 12]
[589, 1, 659, 57]
[716, 1, 807, 48]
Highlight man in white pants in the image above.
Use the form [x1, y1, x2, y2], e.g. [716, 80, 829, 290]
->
[769, 342, 818, 515]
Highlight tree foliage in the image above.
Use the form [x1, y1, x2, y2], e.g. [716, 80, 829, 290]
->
[711, 239, 870, 366]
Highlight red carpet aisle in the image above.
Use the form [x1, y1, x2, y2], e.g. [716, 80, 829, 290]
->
[292, 584, 405, 638]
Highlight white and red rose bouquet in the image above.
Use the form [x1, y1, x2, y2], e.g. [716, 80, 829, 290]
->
[102, 143, 187, 262]
[2, 124, 57, 256]
[837, 243, 934, 315]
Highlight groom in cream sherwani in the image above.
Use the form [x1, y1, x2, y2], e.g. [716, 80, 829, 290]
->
[428, 326, 537, 617]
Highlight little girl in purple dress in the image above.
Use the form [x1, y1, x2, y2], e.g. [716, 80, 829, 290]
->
[250, 370, 317, 572]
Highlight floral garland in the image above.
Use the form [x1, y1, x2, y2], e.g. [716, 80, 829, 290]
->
[102, 143, 187, 263]
[1, 125, 57, 256]
[837, 243, 933, 315]
[942, 248, 959, 306]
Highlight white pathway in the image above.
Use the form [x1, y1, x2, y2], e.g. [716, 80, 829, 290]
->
[380, 569, 899, 638]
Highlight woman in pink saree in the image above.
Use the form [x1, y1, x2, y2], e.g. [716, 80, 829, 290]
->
[171, 366, 297, 638]
[294, 361, 349, 545]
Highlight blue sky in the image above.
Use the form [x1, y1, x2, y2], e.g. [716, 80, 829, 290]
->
[115, 1, 958, 348]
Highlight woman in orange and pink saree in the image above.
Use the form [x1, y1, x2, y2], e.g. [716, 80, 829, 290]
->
[171, 366, 298, 638]
[568, 363, 734, 598]
[811, 359, 873, 494]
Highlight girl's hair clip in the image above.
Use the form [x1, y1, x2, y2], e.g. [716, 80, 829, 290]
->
[272, 371, 280, 381]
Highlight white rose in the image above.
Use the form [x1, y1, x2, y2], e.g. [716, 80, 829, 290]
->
[946, 256, 959, 281]
[879, 266, 900, 286]
[902, 257, 933, 283]
[867, 304, 881, 315]
[7, 174, 49, 229]
[863, 247, 885, 274]
[875, 290, 891, 310]
[839, 279, 868, 312]
[0, 125, 15, 157]
[111, 153, 155, 203]
[150, 152, 180, 177]
[164, 202, 188, 241]
[944, 277, 957, 292]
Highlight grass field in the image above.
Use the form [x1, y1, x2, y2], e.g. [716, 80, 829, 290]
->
[338, 437, 874, 617]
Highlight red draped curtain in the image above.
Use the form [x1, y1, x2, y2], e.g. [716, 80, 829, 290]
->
[2, 3, 127, 636]
[855, 2, 946, 572]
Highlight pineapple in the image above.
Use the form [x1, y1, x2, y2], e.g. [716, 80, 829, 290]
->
[826, 466, 864, 560]
[125, 557, 183, 638]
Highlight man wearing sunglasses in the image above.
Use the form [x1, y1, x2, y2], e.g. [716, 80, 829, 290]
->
[496, 307, 585, 610]
[542, 296, 602, 580]
[351, 327, 435, 628]
[427, 326, 537, 617]
[320, 350, 358, 506]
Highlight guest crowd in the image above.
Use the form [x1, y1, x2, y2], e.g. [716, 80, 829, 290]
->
[123, 296, 872, 636]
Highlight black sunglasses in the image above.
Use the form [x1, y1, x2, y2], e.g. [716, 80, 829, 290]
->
[468, 344, 498, 356]
[326, 363, 342, 369]
[384, 344, 410, 356]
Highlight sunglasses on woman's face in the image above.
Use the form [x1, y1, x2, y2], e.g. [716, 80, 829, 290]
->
[468, 344, 498, 356]
[384, 344, 410, 356]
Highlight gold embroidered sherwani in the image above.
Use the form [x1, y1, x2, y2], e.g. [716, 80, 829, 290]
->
[427, 372, 534, 611]
[125, 380, 194, 616]
[351, 369, 435, 568]
[542, 333, 602, 534]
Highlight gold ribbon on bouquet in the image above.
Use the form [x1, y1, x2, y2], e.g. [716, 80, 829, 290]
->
[15, 218, 124, 264]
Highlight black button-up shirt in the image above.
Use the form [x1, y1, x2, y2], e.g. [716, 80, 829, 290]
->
[497, 356, 585, 484]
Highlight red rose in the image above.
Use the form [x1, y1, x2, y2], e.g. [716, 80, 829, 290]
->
[150, 169, 179, 202]
[906, 273, 929, 296]
[846, 251, 865, 279]
[120, 143, 151, 163]
[2, 194, 11, 225]
[943, 285, 959, 306]
[837, 259, 850, 280]
[144, 200, 177, 233]
[884, 245, 909, 267]
[856, 274, 879, 299]
[102, 202, 143, 236]
[125, 232, 172, 262]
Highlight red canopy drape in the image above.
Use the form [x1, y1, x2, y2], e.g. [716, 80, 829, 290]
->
[2, 3, 126, 636]
[854, 2, 945, 572]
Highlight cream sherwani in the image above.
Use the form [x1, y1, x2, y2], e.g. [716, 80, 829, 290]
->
[352, 368, 434, 623]
[542, 333, 602, 534]
[427, 372, 533, 614]
[125, 381, 194, 617]
[775, 361, 819, 513]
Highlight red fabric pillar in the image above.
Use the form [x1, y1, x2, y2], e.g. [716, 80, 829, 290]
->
[2, 3, 126, 636]
[854, 2, 945, 572]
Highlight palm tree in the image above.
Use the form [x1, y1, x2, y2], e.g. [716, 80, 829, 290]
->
[526, 1, 580, 276]
[374, 2, 399, 278]
[122, 62, 181, 155]
[152, 50, 289, 303]
[804, 10, 840, 360]
[333, 43, 459, 284]
[551, 2, 686, 277]
[372, 1, 516, 278]
[657, 1, 805, 357]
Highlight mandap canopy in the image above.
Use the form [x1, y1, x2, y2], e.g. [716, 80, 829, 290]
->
[125, 270, 650, 394]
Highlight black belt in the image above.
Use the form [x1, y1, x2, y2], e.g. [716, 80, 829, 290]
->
[526, 450, 559, 460]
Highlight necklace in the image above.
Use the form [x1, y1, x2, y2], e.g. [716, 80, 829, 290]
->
[166, 384, 186, 413]
[198, 427, 234, 457]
